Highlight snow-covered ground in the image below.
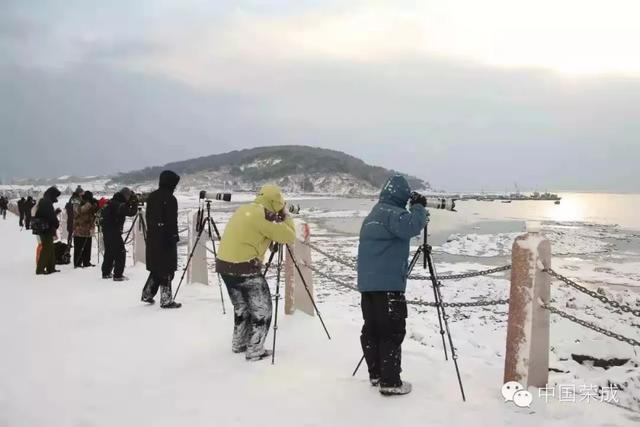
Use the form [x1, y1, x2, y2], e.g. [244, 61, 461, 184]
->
[1, 206, 639, 426]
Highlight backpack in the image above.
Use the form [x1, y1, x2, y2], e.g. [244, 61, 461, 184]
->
[54, 242, 71, 264]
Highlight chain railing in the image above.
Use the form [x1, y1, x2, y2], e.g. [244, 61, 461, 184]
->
[539, 300, 640, 347]
[299, 240, 512, 281]
[544, 268, 640, 318]
[300, 260, 509, 309]
[409, 264, 512, 281]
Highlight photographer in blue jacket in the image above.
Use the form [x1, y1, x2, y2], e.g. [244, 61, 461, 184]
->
[357, 175, 429, 396]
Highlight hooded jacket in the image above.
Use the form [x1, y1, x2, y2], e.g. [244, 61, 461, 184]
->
[145, 170, 180, 275]
[101, 190, 137, 233]
[216, 184, 296, 276]
[357, 175, 428, 293]
[34, 187, 62, 236]
[73, 192, 98, 238]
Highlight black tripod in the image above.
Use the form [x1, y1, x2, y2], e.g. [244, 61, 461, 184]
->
[123, 206, 147, 246]
[265, 243, 332, 365]
[173, 199, 226, 314]
[352, 225, 466, 401]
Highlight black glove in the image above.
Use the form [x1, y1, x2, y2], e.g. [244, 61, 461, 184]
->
[409, 192, 427, 207]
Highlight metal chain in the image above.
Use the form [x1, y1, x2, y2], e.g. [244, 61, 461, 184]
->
[409, 264, 512, 281]
[544, 268, 640, 318]
[301, 261, 509, 308]
[299, 241, 358, 270]
[407, 299, 510, 308]
[299, 240, 511, 281]
[540, 301, 640, 347]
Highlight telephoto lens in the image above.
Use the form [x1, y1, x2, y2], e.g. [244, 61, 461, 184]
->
[215, 193, 232, 202]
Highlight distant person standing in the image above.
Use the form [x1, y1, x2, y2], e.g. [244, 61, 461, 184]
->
[73, 191, 98, 268]
[0, 196, 7, 219]
[34, 187, 62, 275]
[100, 188, 137, 281]
[141, 171, 182, 309]
[17, 197, 25, 228]
[65, 186, 84, 246]
[24, 196, 36, 229]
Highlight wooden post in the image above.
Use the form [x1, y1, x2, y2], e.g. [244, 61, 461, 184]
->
[284, 223, 314, 316]
[504, 225, 551, 388]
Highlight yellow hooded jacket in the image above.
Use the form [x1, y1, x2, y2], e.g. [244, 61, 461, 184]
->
[216, 185, 296, 276]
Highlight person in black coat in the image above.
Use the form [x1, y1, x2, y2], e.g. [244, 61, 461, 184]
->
[141, 170, 182, 309]
[34, 187, 62, 275]
[100, 187, 137, 281]
[0, 196, 7, 219]
[24, 196, 36, 229]
[17, 197, 26, 227]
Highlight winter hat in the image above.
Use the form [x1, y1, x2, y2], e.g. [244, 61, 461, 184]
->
[83, 191, 94, 201]
[120, 187, 133, 201]
[75, 185, 84, 194]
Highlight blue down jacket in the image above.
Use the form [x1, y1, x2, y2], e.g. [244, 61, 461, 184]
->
[357, 175, 428, 293]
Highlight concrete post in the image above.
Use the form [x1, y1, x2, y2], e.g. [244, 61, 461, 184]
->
[188, 210, 208, 285]
[504, 226, 551, 388]
[59, 210, 68, 242]
[284, 222, 314, 316]
[133, 209, 146, 265]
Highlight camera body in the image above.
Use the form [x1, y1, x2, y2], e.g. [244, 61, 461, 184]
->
[410, 192, 457, 212]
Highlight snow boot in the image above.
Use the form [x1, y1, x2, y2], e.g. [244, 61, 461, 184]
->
[370, 377, 381, 387]
[113, 276, 129, 282]
[141, 297, 155, 305]
[161, 301, 182, 309]
[232, 346, 247, 354]
[379, 381, 412, 396]
[102, 274, 112, 279]
[246, 349, 272, 362]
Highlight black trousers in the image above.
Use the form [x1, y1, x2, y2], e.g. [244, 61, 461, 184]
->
[36, 234, 56, 274]
[24, 213, 32, 229]
[141, 273, 174, 306]
[360, 291, 407, 388]
[19, 212, 24, 227]
[101, 230, 126, 278]
[73, 236, 92, 267]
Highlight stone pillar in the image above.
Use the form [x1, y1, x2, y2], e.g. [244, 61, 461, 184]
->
[188, 210, 208, 285]
[133, 208, 146, 265]
[284, 223, 314, 316]
[504, 227, 551, 388]
[59, 210, 68, 242]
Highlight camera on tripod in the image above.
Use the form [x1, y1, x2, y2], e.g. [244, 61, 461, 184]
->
[199, 190, 232, 202]
[410, 192, 457, 212]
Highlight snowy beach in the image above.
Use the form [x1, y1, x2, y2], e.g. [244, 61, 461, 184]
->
[1, 192, 639, 426]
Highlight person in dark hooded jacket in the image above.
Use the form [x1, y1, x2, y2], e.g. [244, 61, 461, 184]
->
[34, 187, 62, 275]
[141, 170, 182, 308]
[357, 175, 429, 396]
[100, 187, 137, 281]
[17, 197, 26, 228]
[24, 196, 36, 229]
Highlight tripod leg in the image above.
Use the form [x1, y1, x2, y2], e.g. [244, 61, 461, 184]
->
[352, 354, 365, 377]
[271, 245, 283, 364]
[427, 251, 466, 402]
[206, 218, 226, 315]
[285, 245, 331, 340]
[173, 226, 206, 300]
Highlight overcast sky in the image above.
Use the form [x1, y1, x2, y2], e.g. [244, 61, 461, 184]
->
[1, 0, 639, 192]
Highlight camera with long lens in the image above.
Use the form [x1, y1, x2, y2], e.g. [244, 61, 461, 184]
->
[410, 192, 457, 212]
[199, 190, 232, 202]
